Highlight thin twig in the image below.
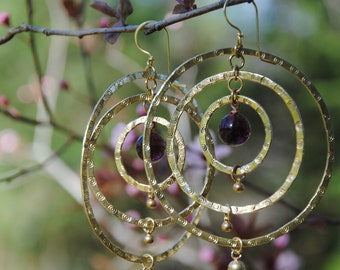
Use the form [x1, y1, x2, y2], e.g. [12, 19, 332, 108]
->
[0, 0, 251, 45]
[0, 137, 74, 183]
[26, 0, 54, 121]
[0, 107, 83, 142]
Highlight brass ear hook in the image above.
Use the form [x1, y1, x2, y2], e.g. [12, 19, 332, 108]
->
[223, 0, 244, 39]
[134, 21, 171, 74]
[223, 0, 261, 56]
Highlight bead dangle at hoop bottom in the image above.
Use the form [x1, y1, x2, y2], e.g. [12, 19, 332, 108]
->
[228, 238, 246, 270]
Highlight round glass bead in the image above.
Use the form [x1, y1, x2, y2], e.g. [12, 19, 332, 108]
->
[136, 132, 166, 162]
[219, 112, 251, 146]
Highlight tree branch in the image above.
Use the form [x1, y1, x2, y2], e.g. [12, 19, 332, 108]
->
[0, 0, 251, 45]
[0, 137, 74, 184]
[26, 0, 55, 120]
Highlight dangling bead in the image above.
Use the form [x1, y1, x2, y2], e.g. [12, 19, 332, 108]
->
[144, 233, 154, 244]
[136, 131, 166, 162]
[221, 220, 233, 232]
[228, 259, 246, 270]
[233, 182, 245, 192]
[219, 112, 251, 146]
[146, 194, 157, 209]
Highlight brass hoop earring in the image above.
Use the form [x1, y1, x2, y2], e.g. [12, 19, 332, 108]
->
[81, 21, 213, 269]
[142, 2, 334, 269]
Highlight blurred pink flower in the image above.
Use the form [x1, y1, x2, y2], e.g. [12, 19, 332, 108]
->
[125, 184, 140, 197]
[273, 234, 290, 250]
[0, 12, 10, 26]
[136, 103, 147, 116]
[0, 129, 20, 154]
[99, 17, 110, 28]
[59, 80, 69, 90]
[0, 95, 9, 106]
[132, 158, 144, 171]
[110, 122, 137, 150]
[274, 250, 302, 270]
[125, 209, 141, 229]
[199, 246, 216, 263]
[185, 134, 231, 180]
[167, 182, 180, 196]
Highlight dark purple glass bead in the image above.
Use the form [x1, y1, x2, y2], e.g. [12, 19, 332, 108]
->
[218, 112, 251, 146]
[136, 132, 166, 162]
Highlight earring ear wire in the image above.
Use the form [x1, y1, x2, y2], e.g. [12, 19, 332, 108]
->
[224, 0, 261, 55]
[134, 21, 171, 74]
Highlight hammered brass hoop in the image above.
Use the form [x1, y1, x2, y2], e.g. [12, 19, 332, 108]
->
[167, 71, 304, 214]
[114, 115, 185, 193]
[142, 48, 334, 248]
[81, 72, 213, 263]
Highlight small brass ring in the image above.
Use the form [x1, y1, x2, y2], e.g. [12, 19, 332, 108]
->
[231, 237, 243, 255]
[229, 54, 245, 70]
[227, 76, 243, 93]
[144, 64, 157, 80]
[231, 165, 246, 183]
[144, 217, 156, 234]
[145, 79, 158, 93]
[142, 254, 154, 270]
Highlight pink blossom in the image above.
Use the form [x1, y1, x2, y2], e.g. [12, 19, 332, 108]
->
[274, 250, 302, 270]
[125, 184, 140, 197]
[136, 103, 147, 116]
[0, 95, 9, 106]
[110, 122, 137, 150]
[199, 246, 216, 263]
[125, 209, 141, 229]
[99, 17, 110, 28]
[132, 158, 144, 171]
[0, 129, 20, 154]
[157, 233, 168, 243]
[185, 134, 231, 180]
[273, 234, 290, 250]
[0, 12, 10, 27]
[167, 182, 180, 196]
[59, 80, 69, 90]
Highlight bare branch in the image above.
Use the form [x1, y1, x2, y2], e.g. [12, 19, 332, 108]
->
[0, 0, 251, 44]
[0, 107, 83, 142]
[26, 0, 55, 121]
[0, 137, 74, 184]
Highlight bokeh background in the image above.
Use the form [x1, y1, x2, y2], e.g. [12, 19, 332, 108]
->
[0, 1, 339, 269]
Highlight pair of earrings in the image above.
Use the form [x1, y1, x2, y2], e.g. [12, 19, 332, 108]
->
[81, 1, 334, 269]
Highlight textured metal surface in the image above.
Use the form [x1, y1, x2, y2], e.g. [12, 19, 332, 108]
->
[80, 72, 206, 263]
[142, 48, 334, 248]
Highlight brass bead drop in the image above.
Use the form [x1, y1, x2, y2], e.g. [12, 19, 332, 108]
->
[146, 197, 157, 209]
[228, 260, 246, 270]
[144, 233, 154, 244]
[233, 182, 245, 192]
[221, 220, 233, 232]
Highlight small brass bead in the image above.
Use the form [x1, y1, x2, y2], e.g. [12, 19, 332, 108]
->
[221, 220, 233, 232]
[233, 182, 245, 193]
[146, 198, 157, 209]
[144, 233, 154, 244]
[228, 260, 246, 270]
